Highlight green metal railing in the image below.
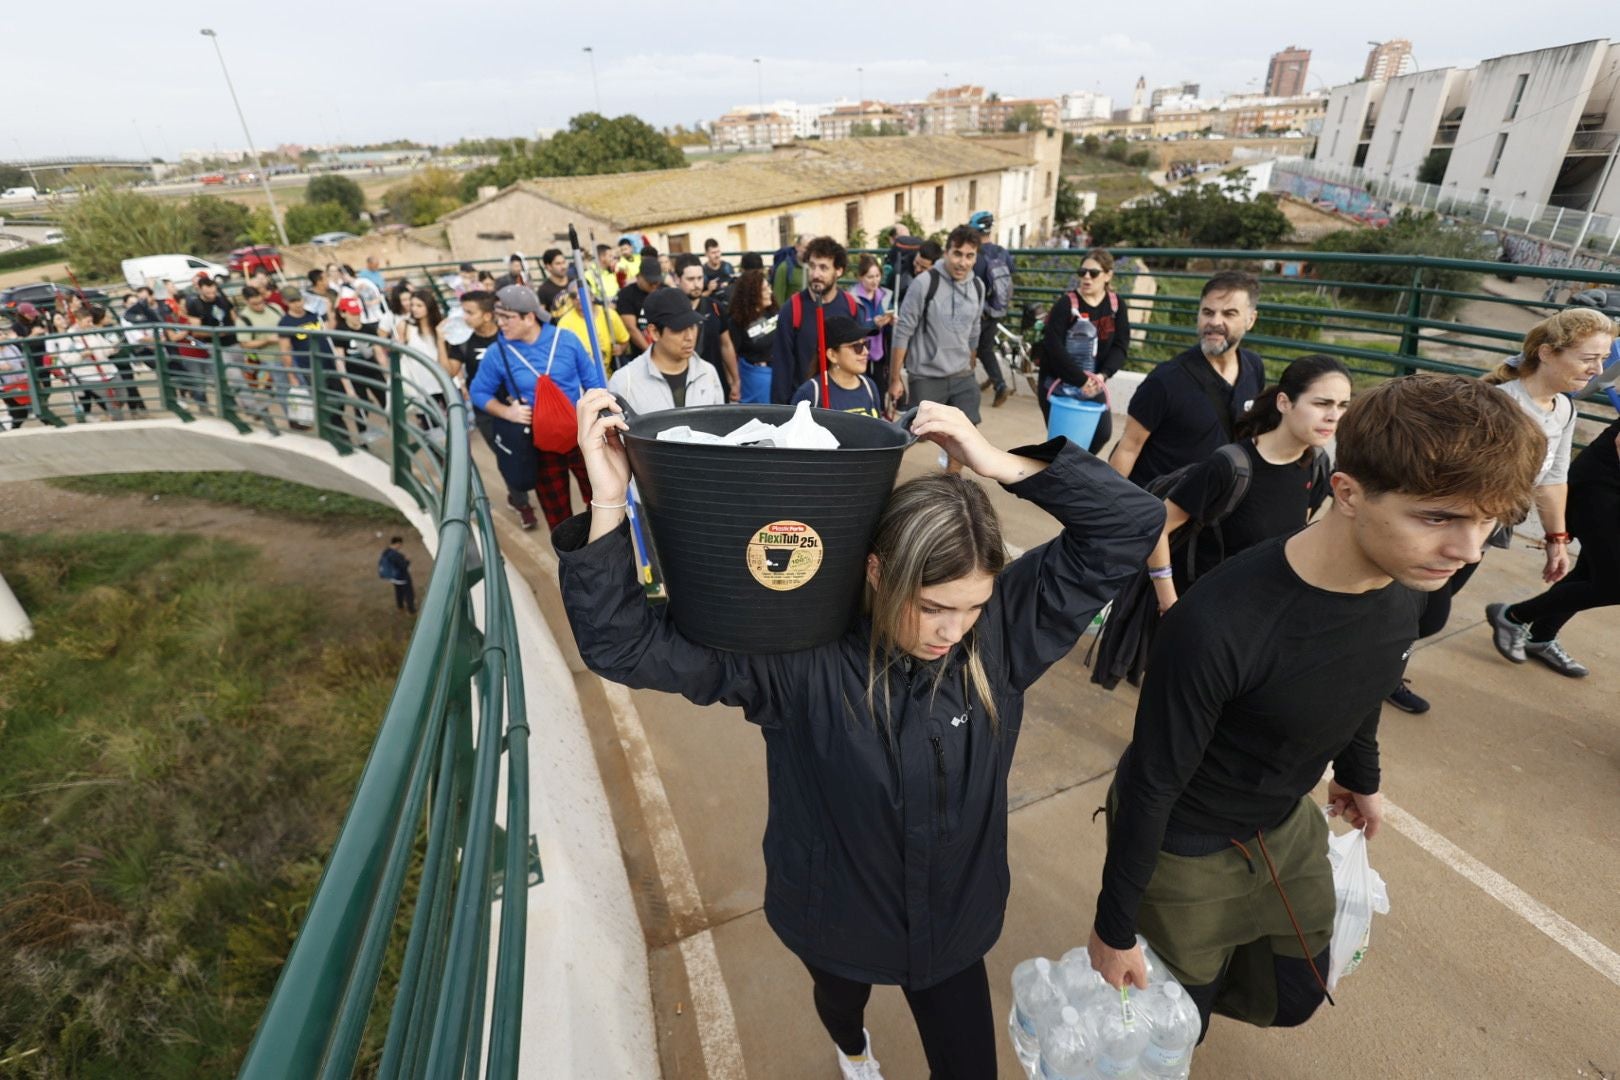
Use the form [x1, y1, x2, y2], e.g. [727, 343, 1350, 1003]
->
[0, 323, 534, 1078]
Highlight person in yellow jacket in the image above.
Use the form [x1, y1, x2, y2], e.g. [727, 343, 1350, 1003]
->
[552, 286, 630, 374]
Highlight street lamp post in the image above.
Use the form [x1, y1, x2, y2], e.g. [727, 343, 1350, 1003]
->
[583, 47, 602, 114]
[857, 66, 864, 103]
[199, 29, 288, 248]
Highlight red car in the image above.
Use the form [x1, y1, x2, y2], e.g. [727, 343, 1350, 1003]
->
[228, 245, 282, 276]
[200, 173, 226, 185]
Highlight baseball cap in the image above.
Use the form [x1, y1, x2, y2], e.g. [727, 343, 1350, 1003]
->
[17, 302, 38, 317]
[282, 286, 304, 303]
[642, 289, 703, 332]
[337, 297, 363, 317]
[458, 262, 476, 273]
[195, 271, 215, 284]
[821, 315, 878, 349]
[495, 284, 542, 316]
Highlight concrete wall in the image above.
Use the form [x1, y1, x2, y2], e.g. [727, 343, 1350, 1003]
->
[1319, 81, 1384, 168]
[1442, 40, 1608, 206]
[281, 229, 455, 282]
[1366, 68, 1466, 184]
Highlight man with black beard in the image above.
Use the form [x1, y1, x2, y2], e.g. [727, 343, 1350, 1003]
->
[1109, 270, 1267, 487]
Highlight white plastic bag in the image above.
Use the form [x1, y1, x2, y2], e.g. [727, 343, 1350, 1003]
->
[1325, 820, 1390, 991]
[285, 385, 314, 426]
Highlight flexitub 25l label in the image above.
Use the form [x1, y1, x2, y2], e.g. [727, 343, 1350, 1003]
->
[745, 520, 824, 591]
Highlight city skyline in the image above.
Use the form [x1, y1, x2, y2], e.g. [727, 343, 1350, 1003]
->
[2, 3, 1587, 160]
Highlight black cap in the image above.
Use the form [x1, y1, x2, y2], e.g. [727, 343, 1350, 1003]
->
[822, 314, 878, 349]
[643, 288, 703, 331]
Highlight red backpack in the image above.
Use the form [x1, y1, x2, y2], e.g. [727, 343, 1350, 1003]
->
[790, 291, 861, 399]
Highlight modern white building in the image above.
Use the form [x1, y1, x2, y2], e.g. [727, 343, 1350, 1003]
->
[1061, 90, 1113, 122]
[1318, 38, 1620, 220]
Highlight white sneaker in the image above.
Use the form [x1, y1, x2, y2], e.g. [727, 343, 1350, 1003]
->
[835, 1028, 884, 1078]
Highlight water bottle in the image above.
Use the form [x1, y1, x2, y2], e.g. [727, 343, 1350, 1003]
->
[1010, 957, 1067, 1071]
[1137, 936, 1166, 986]
[1138, 983, 1200, 1079]
[1089, 993, 1149, 1079]
[1037, 1006, 1090, 1080]
[1056, 952, 1108, 1012]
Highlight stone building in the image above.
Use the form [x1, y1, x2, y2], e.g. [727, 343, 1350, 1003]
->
[435, 133, 1063, 260]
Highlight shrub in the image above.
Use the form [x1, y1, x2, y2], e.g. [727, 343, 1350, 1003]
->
[305, 174, 366, 219]
[1309, 210, 1493, 317]
[284, 201, 360, 244]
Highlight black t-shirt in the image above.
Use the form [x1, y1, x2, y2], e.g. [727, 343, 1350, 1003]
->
[696, 298, 727, 366]
[1126, 347, 1266, 487]
[729, 310, 779, 365]
[535, 278, 567, 313]
[186, 293, 237, 344]
[1095, 536, 1424, 948]
[702, 259, 734, 294]
[1167, 440, 1328, 585]
[661, 368, 688, 408]
[616, 282, 658, 333]
[450, 330, 498, 386]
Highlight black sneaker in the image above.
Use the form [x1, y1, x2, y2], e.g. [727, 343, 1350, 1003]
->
[1524, 639, 1589, 678]
[1386, 680, 1430, 714]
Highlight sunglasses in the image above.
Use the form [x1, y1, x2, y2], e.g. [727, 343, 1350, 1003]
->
[840, 341, 872, 355]
[1078, 267, 1106, 278]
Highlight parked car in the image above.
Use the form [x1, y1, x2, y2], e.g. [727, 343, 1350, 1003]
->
[310, 231, 359, 247]
[1, 186, 40, 201]
[120, 253, 230, 291]
[1, 281, 110, 314]
[200, 174, 226, 185]
[228, 245, 282, 276]
[41, 229, 65, 244]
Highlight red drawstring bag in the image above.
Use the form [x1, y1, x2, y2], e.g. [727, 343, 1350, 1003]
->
[499, 331, 577, 454]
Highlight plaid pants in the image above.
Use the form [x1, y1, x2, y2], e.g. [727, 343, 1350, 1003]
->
[536, 446, 592, 529]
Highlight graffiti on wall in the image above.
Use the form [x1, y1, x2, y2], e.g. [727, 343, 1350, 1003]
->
[1270, 169, 1377, 217]
[1500, 232, 1620, 275]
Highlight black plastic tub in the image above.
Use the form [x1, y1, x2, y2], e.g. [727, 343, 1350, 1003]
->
[623, 404, 913, 653]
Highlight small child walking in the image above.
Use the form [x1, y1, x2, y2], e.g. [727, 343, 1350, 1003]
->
[378, 536, 416, 615]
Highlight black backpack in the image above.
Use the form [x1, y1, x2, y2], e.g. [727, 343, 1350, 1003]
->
[1147, 444, 1329, 584]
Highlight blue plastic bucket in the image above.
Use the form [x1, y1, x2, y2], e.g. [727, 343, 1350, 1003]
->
[1046, 396, 1107, 448]
[738, 361, 773, 404]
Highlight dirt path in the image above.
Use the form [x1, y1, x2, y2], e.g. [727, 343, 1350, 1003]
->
[0, 480, 432, 625]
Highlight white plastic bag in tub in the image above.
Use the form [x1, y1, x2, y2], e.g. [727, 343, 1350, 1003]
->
[1325, 818, 1390, 991]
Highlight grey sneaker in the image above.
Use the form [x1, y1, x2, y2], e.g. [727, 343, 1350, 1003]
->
[1484, 602, 1529, 663]
[1524, 639, 1589, 678]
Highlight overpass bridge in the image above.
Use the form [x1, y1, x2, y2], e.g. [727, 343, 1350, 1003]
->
[1, 249, 1617, 1077]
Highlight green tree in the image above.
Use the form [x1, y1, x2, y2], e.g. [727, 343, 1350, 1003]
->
[1082, 134, 1102, 156]
[284, 201, 359, 244]
[0, 163, 29, 190]
[382, 167, 467, 226]
[1105, 138, 1131, 162]
[532, 112, 687, 177]
[305, 174, 366, 219]
[1127, 148, 1152, 168]
[58, 184, 196, 279]
[1054, 178, 1083, 226]
[185, 195, 253, 253]
[1085, 178, 1291, 250]
[1309, 209, 1491, 317]
[1003, 103, 1044, 132]
[1416, 148, 1450, 185]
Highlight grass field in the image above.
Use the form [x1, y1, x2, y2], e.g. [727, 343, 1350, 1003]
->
[48, 472, 408, 527]
[0, 529, 409, 1076]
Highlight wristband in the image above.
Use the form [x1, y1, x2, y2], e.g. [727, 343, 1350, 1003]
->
[1147, 566, 1173, 581]
[591, 499, 629, 510]
[1544, 532, 1571, 545]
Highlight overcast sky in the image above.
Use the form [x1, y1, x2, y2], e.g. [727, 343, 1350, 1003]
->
[6, 3, 1596, 160]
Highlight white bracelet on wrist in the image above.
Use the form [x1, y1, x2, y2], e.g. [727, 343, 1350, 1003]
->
[591, 499, 629, 510]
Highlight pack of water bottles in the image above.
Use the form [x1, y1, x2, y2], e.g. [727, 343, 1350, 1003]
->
[1008, 938, 1199, 1080]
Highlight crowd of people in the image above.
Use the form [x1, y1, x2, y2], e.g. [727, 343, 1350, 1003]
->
[4, 215, 1617, 1079]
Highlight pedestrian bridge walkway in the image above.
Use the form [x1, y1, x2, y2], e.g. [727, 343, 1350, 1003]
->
[3, 316, 1617, 1078]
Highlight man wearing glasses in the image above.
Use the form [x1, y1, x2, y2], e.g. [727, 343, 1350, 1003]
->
[789, 315, 883, 417]
[468, 284, 605, 530]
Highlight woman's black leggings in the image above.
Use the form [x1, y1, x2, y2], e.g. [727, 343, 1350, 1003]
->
[1506, 514, 1620, 641]
[804, 959, 995, 1079]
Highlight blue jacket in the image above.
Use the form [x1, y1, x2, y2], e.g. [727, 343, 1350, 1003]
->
[469, 325, 604, 412]
[555, 441, 1164, 988]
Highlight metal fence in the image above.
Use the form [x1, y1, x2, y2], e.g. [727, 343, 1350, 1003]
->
[0, 324, 534, 1079]
[1271, 162, 1620, 260]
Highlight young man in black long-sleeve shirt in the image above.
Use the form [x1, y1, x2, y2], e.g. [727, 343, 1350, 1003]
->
[1089, 375, 1547, 1039]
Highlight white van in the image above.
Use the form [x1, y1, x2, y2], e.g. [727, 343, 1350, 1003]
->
[121, 253, 230, 291]
[1, 187, 39, 201]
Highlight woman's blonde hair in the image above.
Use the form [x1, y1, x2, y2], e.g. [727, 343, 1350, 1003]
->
[1485, 307, 1616, 385]
[863, 473, 1007, 737]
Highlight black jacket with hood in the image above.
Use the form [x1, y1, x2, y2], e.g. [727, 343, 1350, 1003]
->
[555, 440, 1163, 988]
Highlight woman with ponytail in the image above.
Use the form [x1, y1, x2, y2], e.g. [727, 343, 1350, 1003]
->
[1145, 355, 1352, 613]
[558, 390, 1164, 1078]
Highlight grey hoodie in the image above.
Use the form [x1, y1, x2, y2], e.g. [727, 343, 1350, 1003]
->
[892, 266, 983, 378]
